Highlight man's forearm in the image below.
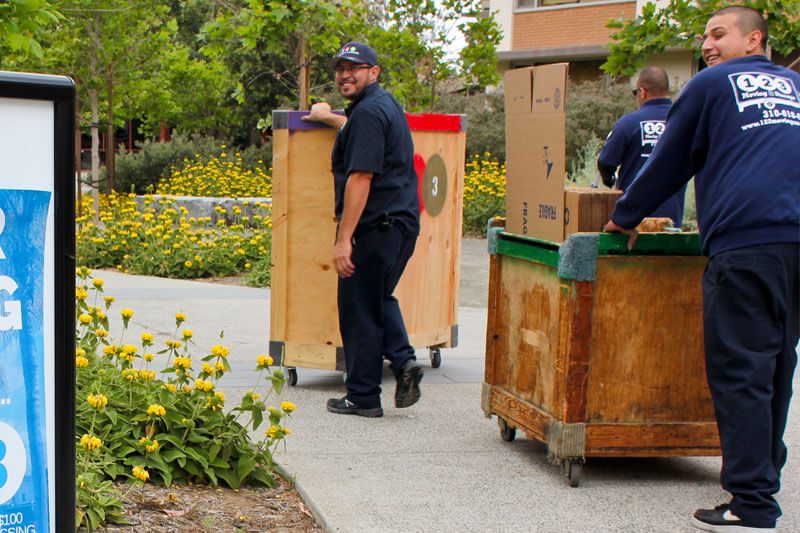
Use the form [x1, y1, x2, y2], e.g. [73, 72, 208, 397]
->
[337, 172, 372, 243]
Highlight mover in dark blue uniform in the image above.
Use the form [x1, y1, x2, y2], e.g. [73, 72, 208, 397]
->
[597, 66, 687, 227]
[605, 7, 799, 532]
[302, 42, 423, 418]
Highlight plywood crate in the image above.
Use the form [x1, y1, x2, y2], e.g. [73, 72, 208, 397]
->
[269, 111, 465, 381]
[482, 225, 720, 486]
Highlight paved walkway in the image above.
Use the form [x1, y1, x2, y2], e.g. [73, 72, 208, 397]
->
[99, 238, 800, 532]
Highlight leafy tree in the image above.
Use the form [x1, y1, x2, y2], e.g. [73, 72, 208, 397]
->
[603, 0, 800, 77]
[0, 0, 60, 57]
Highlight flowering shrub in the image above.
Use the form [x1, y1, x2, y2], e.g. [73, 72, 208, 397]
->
[75, 267, 291, 530]
[157, 150, 272, 198]
[462, 154, 506, 235]
[76, 193, 271, 282]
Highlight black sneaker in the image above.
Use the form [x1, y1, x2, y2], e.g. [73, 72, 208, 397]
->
[326, 397, 383, 418]
[395, 360, 423, 408]
[691, 504, 775, 532]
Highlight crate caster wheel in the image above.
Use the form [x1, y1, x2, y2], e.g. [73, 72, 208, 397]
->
[565, 460, 582, 487]
[286, 368, 298, 387]
[429, 347, 442, 369]
[498, 417, 516, 442]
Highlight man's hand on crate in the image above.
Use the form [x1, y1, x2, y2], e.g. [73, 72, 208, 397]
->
[603, 220, 639, 251]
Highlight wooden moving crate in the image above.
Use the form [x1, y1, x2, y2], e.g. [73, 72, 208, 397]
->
[482, 224, 720, 486]
[270, 111, 466, 385]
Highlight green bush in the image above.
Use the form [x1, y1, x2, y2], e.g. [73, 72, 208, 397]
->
[433, 91, 506, 161]
[566, 78, 637, 175]
[76, 193, 271, 281]
[114, 133, 228, 194]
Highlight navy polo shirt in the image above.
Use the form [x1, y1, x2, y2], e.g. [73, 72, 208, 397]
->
[332, 83, 420, 235]
[598, 98, 687, 226]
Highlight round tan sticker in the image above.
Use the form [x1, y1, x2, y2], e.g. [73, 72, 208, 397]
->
[422, 154, 447, 217]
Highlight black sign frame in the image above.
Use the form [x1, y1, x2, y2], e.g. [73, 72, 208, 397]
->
[0, 70, 76, 531]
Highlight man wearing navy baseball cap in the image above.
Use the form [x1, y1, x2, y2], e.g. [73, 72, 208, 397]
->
[303, 42, 423, 418]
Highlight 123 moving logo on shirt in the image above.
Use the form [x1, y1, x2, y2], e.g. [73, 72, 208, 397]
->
[729, 72, 800, 130]
[639, 120, 665, 157]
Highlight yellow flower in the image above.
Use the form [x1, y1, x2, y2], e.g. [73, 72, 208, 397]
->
[76, 347, 86, 357]
[103, 344, 119, 356]
[78, 314, 92, 325]
[122, 369, 140, 381]
[182, 384, 192, 394]
[94, 328, 109, 338]
[194, 378, 214, 392]
[257, 354, 273, 368]
[184, 260, 193, 268]
[214, 391, 225, 402]
[80, 434, 102, 450]
[215, 361, 225, 372]
[132, 466, 149, 482]
[281, 401, 296, 413]
[121, 344, 138, 355]
[283, 427, 293, 436]
[211, 344, 230, 358]
[182, 329, 193, 339]
[141, 332, 155, 344]
[246, 391, 261, 402]
[174, 356, 191, 369]
[143, 352, 154, 362]
[103, 295, 115, 305]
[76, 287, 88, 300]
[120, 308, 134, 319]
[75, 356, 89, 368]
[202, 363, 215, 375]
[266, 425, 280, 439]
[87, 394, 108, 409]
[175, 312, 187, 325]
[147, 404, 166, 417]
[140, 369, 156, 381]
[166, 339, 183, 349]
[92, 278, 105, 288]
[145, 439, 160, 453]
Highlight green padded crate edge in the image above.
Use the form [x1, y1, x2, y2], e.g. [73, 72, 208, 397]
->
[494, 232, 560, 267]
[597, 232, 702, 256]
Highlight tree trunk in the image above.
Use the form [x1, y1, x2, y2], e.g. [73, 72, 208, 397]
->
[106, 63, 115, 193]
[90, 88, 100, 216]
[298, 35, 309, 110]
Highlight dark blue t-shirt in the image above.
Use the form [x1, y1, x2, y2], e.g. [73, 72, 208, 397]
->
[332, 83, 420, 235]
[612, 55, 800, 257]
[598, 98, 687, 226]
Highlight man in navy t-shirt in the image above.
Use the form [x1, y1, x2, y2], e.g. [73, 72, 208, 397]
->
[605, 7, 799, 532]
[302, 42, 423, 418]
[597, 66, 686, 227]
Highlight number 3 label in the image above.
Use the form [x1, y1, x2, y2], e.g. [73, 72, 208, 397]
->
[0, 421, 26, 505]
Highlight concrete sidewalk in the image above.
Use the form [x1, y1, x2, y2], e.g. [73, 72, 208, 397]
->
[98, 238, 800, 533]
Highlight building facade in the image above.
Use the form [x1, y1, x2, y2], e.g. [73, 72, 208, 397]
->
[486, 0, 697, 87]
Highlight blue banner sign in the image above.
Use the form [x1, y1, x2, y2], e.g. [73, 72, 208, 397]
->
[0, 189, 52, 533]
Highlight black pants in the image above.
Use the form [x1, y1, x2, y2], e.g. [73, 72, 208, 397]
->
[338, 225, 417, 408]
[703, 243, 799, 527]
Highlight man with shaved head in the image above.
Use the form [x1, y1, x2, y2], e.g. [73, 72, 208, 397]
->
[598, 65, 686, 226]
[605, 6, 799, 532]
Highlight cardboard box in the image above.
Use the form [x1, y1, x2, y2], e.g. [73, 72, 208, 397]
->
[504, 63, 568, 241]
[564, 187, 623, 237]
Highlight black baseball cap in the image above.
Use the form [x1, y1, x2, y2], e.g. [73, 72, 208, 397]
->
[331, 42, 379, 68]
